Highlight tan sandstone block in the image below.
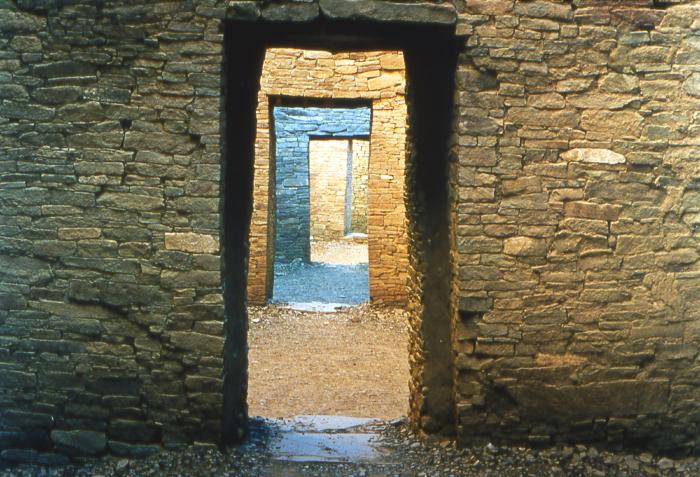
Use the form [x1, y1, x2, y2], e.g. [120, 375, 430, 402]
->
[380, 53, 404, 70]
[561, 148, 626, 165]
[504, 236, 548, 257]
[564, 202, 622, 221]
[58, 227, 101, 240]
[368, 72, 403, 91]
[165, 232, 219, 254]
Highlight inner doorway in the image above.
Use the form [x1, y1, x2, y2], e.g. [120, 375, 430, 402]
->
[246, 47, 410, 419]
[222, 20, 459, 444]
[270, 103, 373, 308]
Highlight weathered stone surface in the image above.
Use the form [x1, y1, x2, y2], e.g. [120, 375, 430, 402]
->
[164, 232, 218, 254]
[9, 35, 42, 52]
[0, 84, 29, 100]
[513, 1, 572, 20]
[57, 227, 101, 240]
[0, 431, 51, 451]
[32, 86, 82, 105]
[0, 256, 51, 285]
[123, 132, 195, 155]
[561, 148, 626, 165]
[33, 61, 96, 78]
[51, 430, 107, 456]
[504, 237, 548, 257]
[226, 1, 261, 20]
[170, 331, 224, 354]
[319, 0, 456, 24]
[108, 441, 161, 458]
[262, 1, 319, 22]
[600, 73, 640, 93]
[2, 0, 700, 461]
[507, 107, 579, 127]
[684, 73, 700, 97]
[507, 380, 669, 421]
[160, 270, 220, 288]
[564, 202, 622, 221]
[0, 10, 45, 33]
[97, 192, 163, 211]
[0, 101, 55, 120]
[580, 111, 643, 138]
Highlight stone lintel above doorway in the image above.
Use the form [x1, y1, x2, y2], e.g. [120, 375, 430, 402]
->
[226, 0, 457, 26]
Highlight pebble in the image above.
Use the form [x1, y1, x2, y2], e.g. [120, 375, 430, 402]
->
[3, 420, 700, 476]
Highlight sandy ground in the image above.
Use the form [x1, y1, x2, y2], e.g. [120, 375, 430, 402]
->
[310, 240, 368, 264]
[247, 303, 408, 419]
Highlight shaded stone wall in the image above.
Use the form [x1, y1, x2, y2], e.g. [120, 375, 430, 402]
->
[247, 48, 409, 305]
[0, 0, 227, 464]
[271, 106, 370, 262]
[1, 0, 700, 465]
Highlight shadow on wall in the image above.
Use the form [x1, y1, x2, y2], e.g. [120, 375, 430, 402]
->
[272, 106, 371, 263]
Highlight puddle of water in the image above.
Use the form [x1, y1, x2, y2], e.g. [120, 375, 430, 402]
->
[271, 432, 383, 463]
[289, 415, 379, 432]
[265, 415, 394, 464]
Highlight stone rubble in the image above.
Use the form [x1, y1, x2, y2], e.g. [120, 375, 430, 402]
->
[3, 420, 700, 476]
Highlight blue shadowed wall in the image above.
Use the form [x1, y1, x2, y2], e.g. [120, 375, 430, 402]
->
[273, 106, 371, 262]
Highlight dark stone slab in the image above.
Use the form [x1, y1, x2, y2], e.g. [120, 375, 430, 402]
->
[0, 256, 52, 285]
[33, 61, 97, 79]
[507, 379, 670, 422]
[108, 440, 161, 458]
[0, 449, 38, 463]
[51, 430, 107, 456]
[0, 101, 55, 121]
[319, 0, 456, 25]
[262, 1, 319, 22]
[0, 431, 51, 451]
[226, 1, 261, 21]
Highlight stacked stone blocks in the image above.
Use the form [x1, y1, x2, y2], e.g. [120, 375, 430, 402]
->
[271, 106, 371, 262]
[247, 48, 409, 305]
[308, 138, 370, 241]
[1, 0, 700, 464]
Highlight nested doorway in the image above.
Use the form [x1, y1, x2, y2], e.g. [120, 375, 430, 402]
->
[221, 20, 459, 444]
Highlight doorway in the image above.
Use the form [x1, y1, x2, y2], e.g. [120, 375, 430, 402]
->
[221, 20, 459, 444]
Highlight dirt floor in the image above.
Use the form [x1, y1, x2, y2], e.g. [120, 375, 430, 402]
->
[310, 240, 368, 264]
[247, 303, 408, 419]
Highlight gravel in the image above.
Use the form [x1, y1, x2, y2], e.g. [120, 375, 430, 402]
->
[4, 419, 700, 476]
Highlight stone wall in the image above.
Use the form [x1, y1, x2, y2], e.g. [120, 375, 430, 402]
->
[350, 139, 370, 235]
[271, 106, 370, 262]
[247, 48, 409, 305]
[2, 0, 700, 465]
[309, 138, 370, 242]
[0, 0, 227, 463]
[453, 0, 700, 453]
[309, 139, 349, 242]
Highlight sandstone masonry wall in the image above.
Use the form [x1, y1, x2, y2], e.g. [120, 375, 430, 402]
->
[351, 139, 370, 235]
[309, 139, 351, 242]
[0, 1, 228, 463]
[1, 0, 700, 465]
[453, 0, 700, 453]
[309, 138, 370, 242]
[247, 48, 409, 305]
